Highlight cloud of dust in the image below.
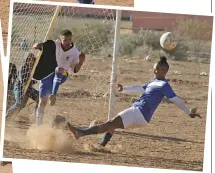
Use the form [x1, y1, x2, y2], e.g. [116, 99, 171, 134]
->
[26, 124, 75, 153]
[4, 127, 29, 148]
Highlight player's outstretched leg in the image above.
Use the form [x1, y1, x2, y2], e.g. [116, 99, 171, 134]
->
[68, 106, 148, 149]
[67, 116, 124, 140]
[50, 67, 65, 106]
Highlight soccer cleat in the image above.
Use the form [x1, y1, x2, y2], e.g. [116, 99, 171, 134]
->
[67, 122, 82, 140]
[49, 95, 56, 106]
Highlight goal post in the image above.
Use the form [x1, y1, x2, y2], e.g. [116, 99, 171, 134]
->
[108, 9, 121, 120]
[7, 3, 117, 124]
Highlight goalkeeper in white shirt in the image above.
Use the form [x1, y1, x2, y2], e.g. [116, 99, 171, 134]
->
[67, 56, 201, 147]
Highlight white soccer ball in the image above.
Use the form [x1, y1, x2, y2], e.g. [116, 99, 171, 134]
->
[160, 32, 177, 51]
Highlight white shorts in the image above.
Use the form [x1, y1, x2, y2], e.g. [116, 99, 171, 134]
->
[118, 107, 148, 129]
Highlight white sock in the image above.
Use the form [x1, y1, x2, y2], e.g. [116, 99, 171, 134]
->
[36, 107, 44, 127]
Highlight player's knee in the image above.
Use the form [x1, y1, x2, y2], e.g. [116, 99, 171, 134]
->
[55, 67, 64, 74]
[105, 120, 115, 129]
[109, 116, 124, 129]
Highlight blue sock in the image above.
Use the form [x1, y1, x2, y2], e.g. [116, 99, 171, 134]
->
[82, 126, 98, 135]
[52, 72, 63, 95]
[99, 132, 113, 146]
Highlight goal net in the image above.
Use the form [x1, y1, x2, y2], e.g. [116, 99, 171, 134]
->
[7, 2, 117, 126]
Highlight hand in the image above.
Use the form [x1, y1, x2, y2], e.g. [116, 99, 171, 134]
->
[79, 53, 85, 64]
[117, 84, 123, 92]
[189, 113, 202, 119]
[33, 43, 42, 50]
[33, 43, 39, 49]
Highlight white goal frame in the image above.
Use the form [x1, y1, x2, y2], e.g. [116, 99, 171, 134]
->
[19, 4, 122, 121]
[108, 10, 121, 120]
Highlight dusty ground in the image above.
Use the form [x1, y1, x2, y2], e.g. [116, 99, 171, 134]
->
[0, 162, 13, 173]
[3, 56, 209, 171]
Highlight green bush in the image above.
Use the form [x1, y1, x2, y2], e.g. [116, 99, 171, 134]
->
[119, 29, 188, 60]
[173, 17, 212, 56]
[49, 17, 211, 61]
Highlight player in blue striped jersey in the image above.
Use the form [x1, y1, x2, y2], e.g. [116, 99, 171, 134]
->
[67, 56, 201, 147]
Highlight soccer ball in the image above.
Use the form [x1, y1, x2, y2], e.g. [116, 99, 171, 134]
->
[160, 32, 177, 51]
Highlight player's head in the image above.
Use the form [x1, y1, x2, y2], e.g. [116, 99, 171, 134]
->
[60, 29, 72, 48]
[153, 56, 169, 79]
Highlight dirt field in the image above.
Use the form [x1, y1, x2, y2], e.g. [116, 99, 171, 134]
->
[0, 162, 13, 173]
[0, 0, 210, 171]
[3, 56, 209, 171]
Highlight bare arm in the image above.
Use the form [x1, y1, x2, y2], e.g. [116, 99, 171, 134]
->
[33, 43, 43, 51]
[73, 63, 83, 73]
[72, 53, 85, 73]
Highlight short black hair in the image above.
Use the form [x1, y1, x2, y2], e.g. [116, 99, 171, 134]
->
[60, 29, 72, 37]
[157, 56, 169, 70]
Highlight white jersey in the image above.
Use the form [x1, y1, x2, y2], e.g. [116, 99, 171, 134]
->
[55, 39, 80, 71]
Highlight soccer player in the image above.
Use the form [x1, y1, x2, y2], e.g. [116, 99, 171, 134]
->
[6, 53, 39, 119]
[33, 29, 85, 126]
[67, 56, 201, 147]
[77, 0, 95, 4]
